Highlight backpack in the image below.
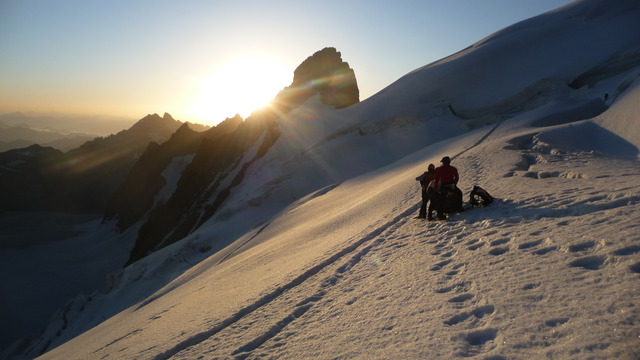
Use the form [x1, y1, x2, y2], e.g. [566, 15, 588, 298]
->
[469, 185, 493, 207]
[417, 171, 435, 191]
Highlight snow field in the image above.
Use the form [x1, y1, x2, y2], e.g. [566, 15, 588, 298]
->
[62, 117, 637, 360]
[155, 139, 640, 359]
[31, 105, 640, 360]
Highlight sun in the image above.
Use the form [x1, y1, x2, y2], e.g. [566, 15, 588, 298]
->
[189, 55, 291, 126]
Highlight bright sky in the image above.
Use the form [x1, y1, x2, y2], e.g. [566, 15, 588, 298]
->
[0, 0, 575, 126]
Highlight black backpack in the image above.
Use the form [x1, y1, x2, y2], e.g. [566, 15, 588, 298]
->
[469, 185, 493, 207]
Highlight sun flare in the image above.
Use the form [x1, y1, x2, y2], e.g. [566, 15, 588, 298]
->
[189, 55, 291, 126]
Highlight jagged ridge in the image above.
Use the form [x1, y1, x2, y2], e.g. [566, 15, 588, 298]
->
[110, 48, 361, 264]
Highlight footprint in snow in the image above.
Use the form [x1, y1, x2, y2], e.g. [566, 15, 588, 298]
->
[435, 281, 473, 294]
[488, 246, 509, 256]
[518, 239, 543, 250]
[442, 263, 465, 278]
[431, 246, 453, 256]
[448, 293, 474, 303]
[568, 240, 596, 252]
[455, 328, 500, 357]
[490, 238, 510, 246]
[430, 259, 452, 271]
[569, 255, 607, 270]
[463, 327, 498, 345]
[445, 270, 460, 278]
[522, 282, 540, 290]
[533, 246, 558, 255]
[453, 234, 468, 243]
[444, 305, 495, 326]
[440, 250, 456, 258]
[612, 244, 640, 256]
[545, 317, 570, 327]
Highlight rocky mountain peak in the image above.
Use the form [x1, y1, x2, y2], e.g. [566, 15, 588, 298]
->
[293, 47, 359, 108]
[269, 47, 359, 114]
[131, 113, 180, 132]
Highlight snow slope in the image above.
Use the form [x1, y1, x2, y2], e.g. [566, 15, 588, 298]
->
[30, 82, 640, 360]
[4, 0, 640, 359]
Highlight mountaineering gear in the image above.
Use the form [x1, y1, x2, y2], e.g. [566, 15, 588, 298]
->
[470, 185, 494, 207]
[434, 157, 462, 214]
[427, 186, 443, 220]
[440, 187, 464, 213]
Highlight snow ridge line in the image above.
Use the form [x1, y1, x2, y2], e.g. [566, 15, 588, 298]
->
[133, 220, 272, 312]
[216, 220, 272, 266]
[232, 212, 413, 358]
[453, 121, 502, 162]
[231, 302, 315, 357]
[216, 184, 343, 268]
[134, 220, 273, 312]
[151, 205, 416, 360]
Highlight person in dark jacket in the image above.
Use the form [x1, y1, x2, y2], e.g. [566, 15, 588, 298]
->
[415, 164, 436, 219]
[433, 156, 463, 218]
[426, 177, 442, 221]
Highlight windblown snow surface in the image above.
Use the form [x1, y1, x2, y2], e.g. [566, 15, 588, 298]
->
[3, 0, 640, 359]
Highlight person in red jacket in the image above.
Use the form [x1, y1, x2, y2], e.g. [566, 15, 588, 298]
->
[433, 156, 463, 219]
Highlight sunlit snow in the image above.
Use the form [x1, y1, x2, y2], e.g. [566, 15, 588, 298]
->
[2, 0, 639, 359]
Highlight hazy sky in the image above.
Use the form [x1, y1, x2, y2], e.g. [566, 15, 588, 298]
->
[0, 0, 575, 126]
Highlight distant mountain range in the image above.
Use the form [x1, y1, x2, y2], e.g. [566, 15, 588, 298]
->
[0, 113, 207, 212]
[0, 47, 359, 258]
[0, 112, 213, 152]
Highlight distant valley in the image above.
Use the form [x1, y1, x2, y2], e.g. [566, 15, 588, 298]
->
[0, 112, 140, 152]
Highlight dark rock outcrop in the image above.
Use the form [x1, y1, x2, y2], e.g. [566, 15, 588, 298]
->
[125, 116, 278, 264]
[270, 47, 359, 114]
[292, 47, 360, 108]
[104, 122, 203, 231]
[0, 145, 66, 211]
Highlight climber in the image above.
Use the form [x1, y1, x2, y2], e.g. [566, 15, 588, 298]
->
[415, 163, 436, 219]
[434, 156, 463, 218]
